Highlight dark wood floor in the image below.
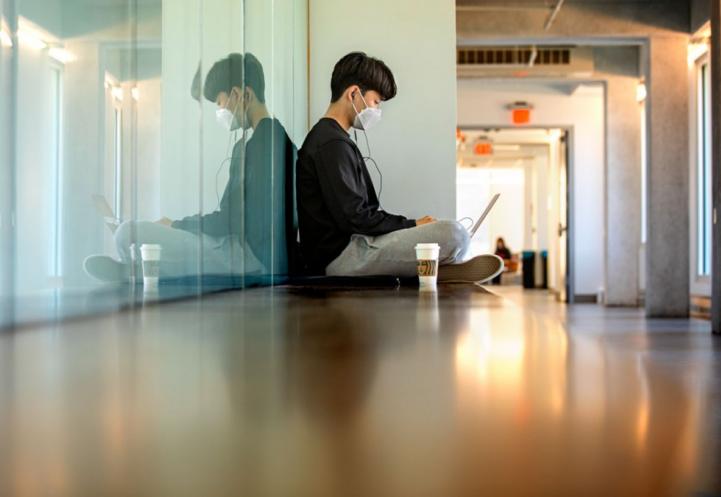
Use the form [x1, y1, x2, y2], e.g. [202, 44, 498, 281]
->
[0, 284, 719, 497]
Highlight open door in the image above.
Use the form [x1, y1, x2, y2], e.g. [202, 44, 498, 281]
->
[556, 131, 570, 302]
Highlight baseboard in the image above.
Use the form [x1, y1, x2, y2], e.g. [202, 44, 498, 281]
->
[573, 294, 598, 304]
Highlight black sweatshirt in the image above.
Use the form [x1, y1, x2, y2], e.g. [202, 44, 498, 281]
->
[296, 118, 415, 273]
[172, 117, 297, 275]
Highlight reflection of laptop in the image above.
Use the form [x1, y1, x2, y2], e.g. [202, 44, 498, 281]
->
[92, 194, 121, 234]
[469, 193, 500, 238]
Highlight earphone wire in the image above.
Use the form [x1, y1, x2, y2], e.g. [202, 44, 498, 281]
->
[354, 128, 383, 203]
[215, 129, 238, 207]
[457, 216, 474, 230]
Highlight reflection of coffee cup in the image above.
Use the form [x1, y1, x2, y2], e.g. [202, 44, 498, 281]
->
[140, 244, 162, 287]
[415, 243, 440, 289]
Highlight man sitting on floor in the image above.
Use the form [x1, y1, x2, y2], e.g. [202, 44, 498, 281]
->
[296, 52, 502, 283]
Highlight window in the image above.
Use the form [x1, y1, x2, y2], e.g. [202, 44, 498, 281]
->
[697, 60, 712, 276]
[1, 0, 309, 327]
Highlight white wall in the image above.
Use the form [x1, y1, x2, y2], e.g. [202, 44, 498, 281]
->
[457, 81, 605, 296]
[309, 0, 458, 220]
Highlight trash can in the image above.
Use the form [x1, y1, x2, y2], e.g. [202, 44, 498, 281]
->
[522, 251, 535, 289]
[540, 250, 548, 289]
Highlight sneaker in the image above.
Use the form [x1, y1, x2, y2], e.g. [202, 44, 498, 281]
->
[83, 255, 130, 283]
[438, 254, 504, 284]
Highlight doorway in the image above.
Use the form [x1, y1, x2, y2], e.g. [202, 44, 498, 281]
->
[456, 127, 573, 301]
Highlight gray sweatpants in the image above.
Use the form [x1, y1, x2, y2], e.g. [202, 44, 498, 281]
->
[325, 220, 470, 277]
[114, 221, 263, 278]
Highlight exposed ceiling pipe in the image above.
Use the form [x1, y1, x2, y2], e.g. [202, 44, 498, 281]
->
[528, 46, 538, 67]
[544, 0, 565, 31]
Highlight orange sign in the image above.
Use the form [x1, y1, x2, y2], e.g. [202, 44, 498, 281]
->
[512, 108, 531, 125]
[473, 142, 493, 155]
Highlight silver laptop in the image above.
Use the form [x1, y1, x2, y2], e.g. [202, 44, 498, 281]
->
[469, 193, 500, 238]
[92, 194, 121, 234]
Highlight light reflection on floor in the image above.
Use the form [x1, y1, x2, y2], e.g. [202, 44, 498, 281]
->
[0, 285, 718, 497]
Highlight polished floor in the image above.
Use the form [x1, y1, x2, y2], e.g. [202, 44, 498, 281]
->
[0, 284, 720, 497]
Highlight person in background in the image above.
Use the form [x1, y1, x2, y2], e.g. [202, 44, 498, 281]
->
[492, 237, 512, 285]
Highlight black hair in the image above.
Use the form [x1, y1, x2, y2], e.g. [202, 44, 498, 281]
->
[201, 52, 265, 103]
[330, 52, 397, 102]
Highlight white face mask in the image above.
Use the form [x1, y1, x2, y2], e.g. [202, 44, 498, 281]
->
[216, 92, 243, 131]
[216, 107, 240, 131]
[352, 91, 382, 130]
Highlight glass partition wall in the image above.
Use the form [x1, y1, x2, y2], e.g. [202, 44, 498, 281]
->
[0, 0, 308, 327]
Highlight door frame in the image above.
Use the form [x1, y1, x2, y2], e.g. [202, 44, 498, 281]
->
[711, 0, 720, 333]
[688, 51, 713, 298]
[456, 124, 575, 303]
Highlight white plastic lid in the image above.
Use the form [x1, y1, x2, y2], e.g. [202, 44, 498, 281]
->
[140, 244, 162, 250]
[415, 243, 440, 249]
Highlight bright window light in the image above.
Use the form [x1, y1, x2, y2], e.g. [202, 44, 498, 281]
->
[688, 43, 708, 65]
[17, 29, 46, 50]
[697, 61, 712, 276]
[131, 87, 140, 101]
[111, 87, 124, 102]
[688, 23, 710, 66]
[494, 144, 521, 152]
[48, 47, 76, 64]
[636, 82, 647, 103]
[0, 30, 11, 48]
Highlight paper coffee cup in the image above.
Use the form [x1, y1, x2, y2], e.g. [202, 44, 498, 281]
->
[140, 244, 161, 261]
[140, 244, 162, 286]
[415, 243, 440, 288]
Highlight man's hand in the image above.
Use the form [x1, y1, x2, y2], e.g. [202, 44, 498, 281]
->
[415, 216, 436, 226]
[155, 217, 173, 227]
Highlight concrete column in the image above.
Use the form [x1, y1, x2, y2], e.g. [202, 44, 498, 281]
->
[711, 0, 721, 333]
[601, 48, 642, 307]
[645, 36, 690, 317]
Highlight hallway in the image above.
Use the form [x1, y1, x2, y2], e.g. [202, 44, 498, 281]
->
[1, 285, 719, 496]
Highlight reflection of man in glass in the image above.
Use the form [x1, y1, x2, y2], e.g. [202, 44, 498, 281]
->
[84, 53, 296, 283]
